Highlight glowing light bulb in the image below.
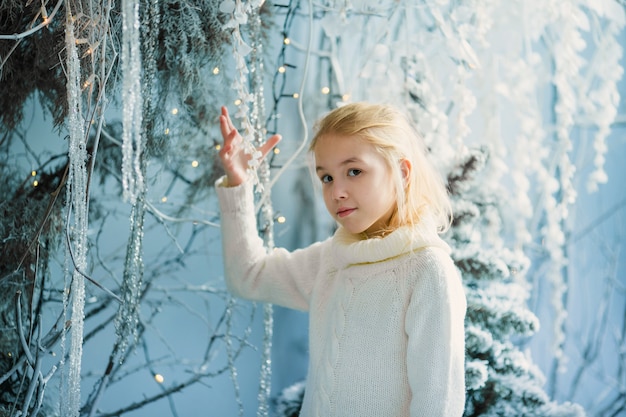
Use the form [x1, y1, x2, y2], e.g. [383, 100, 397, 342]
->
[33, 180, 39, 187]
[171, 108, 179, 115]
[164, 128, 170, 135]
[191, 160, 199, 168]
[278, 66, 286, 73]
[212, 67, 220, 75]
[292, 93, 299, 99]
[161, 196, 168, 203]
[321, 86, 330, 95]
[154, 374, 164, 384]
[283, 38, 291, 45]
[276, 215, 286, 224]
[342, 94, 351, 102]
[215, 144, 222, 150]
[31, 170, 36, 177]
[273, 147, 280, 155]
[234, 99, 242, 106]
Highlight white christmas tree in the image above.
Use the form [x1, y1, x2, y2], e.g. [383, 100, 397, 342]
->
[446, 147, 584, 416]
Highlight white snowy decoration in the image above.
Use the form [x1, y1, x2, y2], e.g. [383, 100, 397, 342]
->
[61, 12, 89, 417]
[581, 4, 625, 192]
[221, 0, 264, 192]
[221, 2, 273, 416]
[121, 0, 144, 204]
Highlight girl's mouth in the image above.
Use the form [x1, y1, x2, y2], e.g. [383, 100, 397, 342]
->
[337, 208, 356, 218]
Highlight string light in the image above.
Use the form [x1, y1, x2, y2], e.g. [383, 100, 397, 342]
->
[215, 144, 222, 150]
[283, 38, 290, 45]
[342, 93, 351, 102]
[31, 170, 36, 177]
[164, 128, 170, 135]
[278, 66, 286, 73]
[33, 180, 39, 187]
[234, 99, 242, 106]
[292, 93, 299, 99]
[41, 5, 48, 25]
[273, 147, 280, 155]
[212, 66, 220, 75]
[171, 108, 178, 115]
[154, 374, 164, 384]
[191, 160, 199, 168]
[321, 86, 330, 95]
[276, 215, 286, 224]
[161, 196, 167, 203]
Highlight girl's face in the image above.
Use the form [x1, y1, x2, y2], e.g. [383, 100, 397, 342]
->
[314, 134, 397, 237]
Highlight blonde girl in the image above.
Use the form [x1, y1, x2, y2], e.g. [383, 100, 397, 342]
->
[216, 102, 466, 417]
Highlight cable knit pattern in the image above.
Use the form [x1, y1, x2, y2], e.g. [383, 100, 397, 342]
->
[216, 177, 467, 417]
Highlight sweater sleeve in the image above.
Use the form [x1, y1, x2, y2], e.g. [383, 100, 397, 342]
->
[215, 177, 322, 311]
[405, 248, 466, 417]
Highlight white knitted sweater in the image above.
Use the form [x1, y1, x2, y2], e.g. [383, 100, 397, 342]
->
[216, 178, 467, 417]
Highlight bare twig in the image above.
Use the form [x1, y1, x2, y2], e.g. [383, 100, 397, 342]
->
[64, 207, 122, 303]
[0, 0, 64, 40]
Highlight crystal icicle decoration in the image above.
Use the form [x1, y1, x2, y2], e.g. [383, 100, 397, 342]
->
[221, 1, 273, 415]
[114, 187, 146, 360]
[221, 0, 262, 190]
[60, 12, 89, 417]
[249, 5, 273, 416]
[121, 0, 144, 204]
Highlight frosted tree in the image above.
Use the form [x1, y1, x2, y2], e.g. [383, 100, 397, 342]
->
[446, 147, 584, 416]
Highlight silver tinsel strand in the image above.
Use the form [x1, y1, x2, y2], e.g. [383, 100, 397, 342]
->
[114, 0, 148, 362]
[121, 0, 144, 204]
[114, 190, 146, 360]
[249, 5, 274, 417]
[61, 12, 89, 417]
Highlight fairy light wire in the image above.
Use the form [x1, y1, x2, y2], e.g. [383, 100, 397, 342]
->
[255, 0, 314, 213]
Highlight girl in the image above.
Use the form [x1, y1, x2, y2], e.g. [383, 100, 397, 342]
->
[216, 102, 466, 417]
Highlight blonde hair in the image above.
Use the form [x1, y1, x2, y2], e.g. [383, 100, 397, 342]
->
[309, 102, 452, 234]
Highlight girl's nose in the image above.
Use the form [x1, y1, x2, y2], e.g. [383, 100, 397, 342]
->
[332, 182, 348, 200]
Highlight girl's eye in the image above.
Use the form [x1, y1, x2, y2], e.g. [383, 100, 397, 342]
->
[347, 169, 361, 177]
[320, 174, 332, 183]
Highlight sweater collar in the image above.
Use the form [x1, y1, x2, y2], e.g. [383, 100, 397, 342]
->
[330, 221, 451, 269]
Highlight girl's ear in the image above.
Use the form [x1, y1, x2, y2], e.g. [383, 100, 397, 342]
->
[400, 159, 412, 186]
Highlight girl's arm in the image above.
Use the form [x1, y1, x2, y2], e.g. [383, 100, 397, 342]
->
[216, 106, 318, 310]
[405, 250, 467, 417]
[216, 177, 322, 311]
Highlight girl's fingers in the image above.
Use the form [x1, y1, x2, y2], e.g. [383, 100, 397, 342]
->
[258, 134, 282, 159]
[221, 106, 236, 132]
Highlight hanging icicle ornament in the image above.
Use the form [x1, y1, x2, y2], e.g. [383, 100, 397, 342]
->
[545, 0, 587, 371]
[114, 0, 148, 361]
[60, 11, 89, 417]
[220, 0, 264, 192]
[221, 1, 273, 416]
[114, 192, 146, 361]
[582, 12, 625, 192]
[121, 0, 144, 204]
[247, 5, 273, 416]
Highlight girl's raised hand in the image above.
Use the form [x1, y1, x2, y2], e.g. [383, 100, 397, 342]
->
[218, 106, 281, 187]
